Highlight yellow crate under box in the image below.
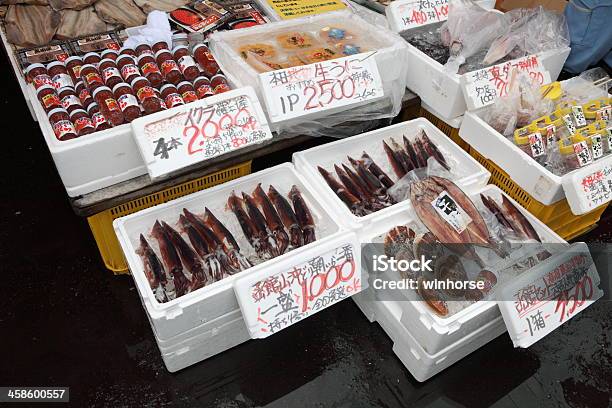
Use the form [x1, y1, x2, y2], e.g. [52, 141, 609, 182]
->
[88, 161, 252, 275]
[419, 107, 469, 152]
[468, 148, 607, 240]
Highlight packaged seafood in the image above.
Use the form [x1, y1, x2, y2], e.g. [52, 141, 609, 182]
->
[114, 163, 359, 342]
[293, 118, 490, 232]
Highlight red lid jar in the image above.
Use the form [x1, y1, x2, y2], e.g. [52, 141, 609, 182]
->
[70, 109, 96, 136]
[25, 63, 53, 89]
[101, 49, 119, 61]
[193, 76, 213, 99]
[137, 54, 163, 88]
[48, 108, 77, 141]
[83, 52, 101, 67]
[113, 82, 141, 123]
[37, 85, 62, 112]
[193, 44, 220, 78]
[58, 87, 83, 114]
[173, 46, 199, 82]
[99, 58, 123, 89]
[177, 81, 198, 104]
[47, 61, 74, 90]
[92, 86, 124, 127]
[117, 55, 141, 84]
[211, 74, 230, 94]
[152, 41, 169, 53]
[65, 56, 83, 84]
[80, 64, 104, 91]
[155, 50, 182, 85]
[135, 43, 154, 57]
[131, 76, 164, 114]
[160, 84, 185, 109]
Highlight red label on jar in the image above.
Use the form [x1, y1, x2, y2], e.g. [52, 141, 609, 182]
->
[92, 112, 108, 128]
[105, 98, 120, 112]
[213, 83, 230, 94]
[196, 84, 213, 98]
[117, 94, 139, 111]
[71, 65, 82, 78]
[53, 120, 76, 139]
[164, 93, 185, 108]
[78, 88, 91, 101]
[33, 74, 53, 88]
[84, 72, 103, 86]
[74, 116, 94, 133]
[136, 86, 156, 102]
[181, 90, 198, 103]
[61, 95, 81, 110]
[42, 93, 61, 109]
[178, 55, 196, 73]
[160, 60, 179, 75]
[52, 73, 73, 90]
[102, 67, 121, 82]
[141, 62, 161, 76]
[120, 64, 139, 79]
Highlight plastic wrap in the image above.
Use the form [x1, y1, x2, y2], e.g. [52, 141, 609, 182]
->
[208, 10, 408, 138]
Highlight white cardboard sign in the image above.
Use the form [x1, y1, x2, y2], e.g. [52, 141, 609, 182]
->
[461, 55, 551, 110]
[562, 154, 612, 215]
[388, 0, 450, 31]
[497, 242, 603, 348]
[132, 87, 272, 179]
[234, 235, 362, 339]
[259, 51, 384, 123]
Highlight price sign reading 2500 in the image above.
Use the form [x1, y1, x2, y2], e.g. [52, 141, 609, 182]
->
[260, 52, 385, 122]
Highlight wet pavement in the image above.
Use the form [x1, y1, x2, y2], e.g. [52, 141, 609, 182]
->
[0, 58, 610, 408]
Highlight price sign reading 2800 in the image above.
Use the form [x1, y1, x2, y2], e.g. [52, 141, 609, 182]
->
[260, 51, 384, 122]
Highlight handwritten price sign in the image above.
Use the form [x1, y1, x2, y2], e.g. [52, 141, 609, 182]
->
[462, 55, 551, 110]
[234, 240, 362, 338]
[388, 0, 449, 31]
[259, 51, 384, 123]
[132, 87, 272, 179]
[562, 154, 612, 215]
[497, 242, 602, 348]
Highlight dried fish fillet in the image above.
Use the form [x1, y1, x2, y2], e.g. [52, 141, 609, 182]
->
[5, 4, 60, 47]
[56, 7, 106, 39]
[94, 0, 146, 27]
[49, 0, 96, 10]
[2, 1, 49, 5]
[134, 0, 191, 13]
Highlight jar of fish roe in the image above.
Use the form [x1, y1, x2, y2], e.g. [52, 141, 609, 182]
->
[117, 55, 140, 84]
[80, 64, 104, 91]
[135, 43, 154, 57]
[177, 81, 198, 104]
[152, 41, 169, 53]
[48, 108, 77, 141]
[83, 52, 101, 67]
[65, 56, 83, 84]
[87, 103, 112, 131]
[155, 49, 182, 85]
[193, 44, 220, 78]
[75, 81, 94, 110]
[47, 61, 74, 90]
[131, 76, 164, 114]
[160, 84, 185, 109]
[25, 63, 53, 89]
[58, 87, 83, 114]
[119, 47, 137, 57]
[193, 76, 213, 99]
[37, 85, 62, 113]
[99, 58, 123, 89]
[101, 49, 119, 61]
[211, 74, 230, 94]
[112, 82, 141, 123]
[92, 86, 124, 126]
[137, 54, 163, 88]
[173, 46, 199, 82]
[70, 109, 96, 136]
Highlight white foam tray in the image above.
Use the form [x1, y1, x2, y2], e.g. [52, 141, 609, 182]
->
[352, 290, 506, 382]
[1, 28, 37, 121]
[115, 163, 358, 341]
[422, 102, 463, 129]
[460, 109, 612, 212]
[208, 10, 408, 133]
[292, 118, 490, 233]
[358, 184, 566, 354]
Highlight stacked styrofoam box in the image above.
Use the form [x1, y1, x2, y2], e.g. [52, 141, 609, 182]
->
[350, 184, 567, 380]
[208, 10, 408, 134]
[114, 163, 359, 372]
[292, 118, 490, 232]
[460, 108, 612, 215]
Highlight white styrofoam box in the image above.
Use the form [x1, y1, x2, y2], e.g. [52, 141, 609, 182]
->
[422, 102, 463, 129]
[292, 118, 490, 233]
[460, 109, 612, 211]
[115, 163, 356, 341]
[357, 184, 567, 354]
[352, 291, 506, 382]
[208, 10, 407, 133]
[26, 84, 148, 197]
[403, 42, 570, 119]
[1, 29, 37, 121]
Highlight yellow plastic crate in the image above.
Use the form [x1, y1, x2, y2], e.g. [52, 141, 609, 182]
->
[468, 148, 607, 240]
[88, 161, 252, 275]
[420, 107, 469, 152]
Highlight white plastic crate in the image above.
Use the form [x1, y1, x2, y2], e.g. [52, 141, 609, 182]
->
[208, 10, 408, 134]
[358, 184, 566, 354]
[352, 291, 507, 382]
[1, 28, 37, 121]
[114, 163, 359, 342]
[460, 109, 612, 212]
[292, 118, 490, 233]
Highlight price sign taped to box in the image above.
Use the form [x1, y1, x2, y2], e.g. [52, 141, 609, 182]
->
[234, 236, 362, 339]
[562, 154, 612, 215]
[497, 242, 603, 348]
[132, 87, 272, 179]
[461, 55, 551, 110]
[259, 51, 384, 122]
[388, 0, 450, 31]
